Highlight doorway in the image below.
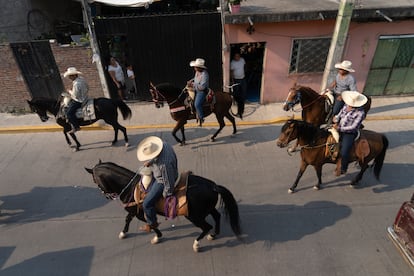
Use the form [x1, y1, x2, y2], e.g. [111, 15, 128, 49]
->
[230, 42, 265, 102]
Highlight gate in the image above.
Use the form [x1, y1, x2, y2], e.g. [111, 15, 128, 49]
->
[94, 12, 222, 100]
[10, 41, 64, 99]
[364, 35, 414, 96]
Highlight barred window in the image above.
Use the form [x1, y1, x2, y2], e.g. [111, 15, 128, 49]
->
[289, 37, 331, 74]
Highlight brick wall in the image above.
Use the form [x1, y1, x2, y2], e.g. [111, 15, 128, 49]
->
[0, 41, 105, 113]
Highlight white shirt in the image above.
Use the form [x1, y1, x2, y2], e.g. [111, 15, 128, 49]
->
[108, 62, 125, 83]
[230, 57, 246, 79]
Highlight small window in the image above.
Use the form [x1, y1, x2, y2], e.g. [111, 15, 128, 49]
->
[289, 37, 331, 74]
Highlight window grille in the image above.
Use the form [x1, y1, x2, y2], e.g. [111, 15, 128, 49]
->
[289, 37, 331, 74]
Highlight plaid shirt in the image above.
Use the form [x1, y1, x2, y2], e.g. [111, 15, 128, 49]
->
[336, 106, 365, 133]
[148, 142, 178, 197]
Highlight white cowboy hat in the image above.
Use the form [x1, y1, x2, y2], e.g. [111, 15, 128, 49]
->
[189, 58, 207, 69]
[334, 60, 355, 72]
[341, 91, 368, 108]
[63, 67, 83, 78]
[137, 136, 163, 161]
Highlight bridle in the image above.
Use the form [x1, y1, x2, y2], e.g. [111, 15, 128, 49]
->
[149, 83, 187, 108]
[283, 89, 302, 112]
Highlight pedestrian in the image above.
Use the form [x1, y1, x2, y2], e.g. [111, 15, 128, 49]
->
[136, 136, 178, 232]
[230, 52, 247, 119]
[187, 58, 209, 126]
[108, 56, 126, 100]
[333, 90, 368, 175]
[63, 67, 89, 134]
[126, 64, 138, 96]
[328, 60, 357, 119]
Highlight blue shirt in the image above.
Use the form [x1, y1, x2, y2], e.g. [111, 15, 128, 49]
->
[334, 74, 357, 95]
[193, 70, 209, 93]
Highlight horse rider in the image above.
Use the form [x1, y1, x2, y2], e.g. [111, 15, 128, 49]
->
[187, 58, 209, 127]
[63, 67, 89, 134]
[136, 136, 178, 232]
[333, 91, 368, 175]
[326, 60, 357, 124]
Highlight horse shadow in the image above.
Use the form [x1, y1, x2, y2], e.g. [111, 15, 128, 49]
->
[0, 246, 93, 275]
[204, 201, 351, 250]
[0, 186, 106, 224]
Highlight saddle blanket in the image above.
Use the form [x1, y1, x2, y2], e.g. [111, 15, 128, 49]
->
[75, 99, 96, 120]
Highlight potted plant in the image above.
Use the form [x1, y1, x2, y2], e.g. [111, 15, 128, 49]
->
[227, 0, 243, 14]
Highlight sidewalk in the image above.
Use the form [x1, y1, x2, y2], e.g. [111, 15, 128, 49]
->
[1, 96, 414, 133]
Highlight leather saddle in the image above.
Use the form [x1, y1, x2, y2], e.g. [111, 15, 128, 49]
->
[326, 130, 370, 162]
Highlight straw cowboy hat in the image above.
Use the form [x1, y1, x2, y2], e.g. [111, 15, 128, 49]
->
[342, 91, 368, 108]
[189, 58, 207, 69]
[63, 67, 83, 78]
[334, 60, 355, 72]
[137, 136, 163, 161]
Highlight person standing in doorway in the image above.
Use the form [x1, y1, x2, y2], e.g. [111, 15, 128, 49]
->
[230, 52, 247, 119]
[108, 56, 126, 100]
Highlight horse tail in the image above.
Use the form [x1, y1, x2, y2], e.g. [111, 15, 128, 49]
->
[373, 134, 388, 180]
[215, 185, 242, 238]
[114, 99, 132, 120]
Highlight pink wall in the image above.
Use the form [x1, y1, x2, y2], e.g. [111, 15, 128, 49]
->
[224, 20, 414, 103]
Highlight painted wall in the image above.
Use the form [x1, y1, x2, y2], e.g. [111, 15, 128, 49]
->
[224, 20, 414, 103]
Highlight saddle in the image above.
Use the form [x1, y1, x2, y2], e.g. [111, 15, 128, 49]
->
[325, 130, 371, 162]
[184, 87, 216, 119]
[134, 171, 191, 219]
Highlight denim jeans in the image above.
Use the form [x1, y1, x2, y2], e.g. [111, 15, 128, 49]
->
[143, 180, 163, 226]
[67, 101, 81, 129]
[340, 132, 357, 172]
[333, 98, 345, 115]
[195, 91, 206, 121]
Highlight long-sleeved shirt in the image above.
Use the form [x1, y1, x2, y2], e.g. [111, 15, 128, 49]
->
[192, 70, 209, 93]
[336, 106, 365, 133]
[334, 74, 357, 95]
[148, 142, 178, 197]
[70, 76, 89, 103]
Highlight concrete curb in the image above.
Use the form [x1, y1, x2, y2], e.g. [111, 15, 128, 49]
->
[1, 114, 413, 134]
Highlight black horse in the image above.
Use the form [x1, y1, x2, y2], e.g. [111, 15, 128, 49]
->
[85, 161, 242, 252]
[150, 83, 237, 145]
[27, 97, 132, 151]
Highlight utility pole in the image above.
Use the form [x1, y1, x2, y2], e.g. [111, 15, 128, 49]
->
[80, 0, 110, 98]
[320, 0, 355, 90]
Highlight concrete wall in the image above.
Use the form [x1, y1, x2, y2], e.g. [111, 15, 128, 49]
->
[224, 19, 414, 103]
[0, 41, 103, 113]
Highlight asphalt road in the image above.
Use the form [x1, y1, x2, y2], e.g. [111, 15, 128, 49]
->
[0, 119, 413, 276]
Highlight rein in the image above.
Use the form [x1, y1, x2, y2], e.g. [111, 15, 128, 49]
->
[288, 89, 326, 112]
[151, 86, 186, 107]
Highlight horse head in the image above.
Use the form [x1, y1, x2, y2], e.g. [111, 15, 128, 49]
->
[27, 99, 51, 122]
[149, 82, 165, 108]
[283, 86, 301, 111]
[276, 119, 300, 148]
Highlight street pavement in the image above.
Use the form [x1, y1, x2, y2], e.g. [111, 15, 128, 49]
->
[1, 95, 414, 133]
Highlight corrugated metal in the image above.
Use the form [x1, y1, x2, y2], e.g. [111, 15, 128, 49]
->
[94, 12, 222, 100]
[10, 41, 64, 99]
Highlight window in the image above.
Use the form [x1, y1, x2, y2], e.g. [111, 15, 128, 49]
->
[289, 37, 331, 74]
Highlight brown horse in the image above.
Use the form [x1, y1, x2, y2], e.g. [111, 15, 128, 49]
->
[276, 119, 388, 193]
[282, 84, 372, 126]
[150, 83, 236, 145]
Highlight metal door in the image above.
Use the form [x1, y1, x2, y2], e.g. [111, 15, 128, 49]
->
[364, 35, 414, 96]
[10, 41, 64, 99]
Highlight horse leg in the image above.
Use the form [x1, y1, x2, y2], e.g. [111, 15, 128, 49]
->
[313, 164, 323, 190]
[63, 131, 72, 146]
[224, 111, 237, 135]
[119, 209, 135, 239]
[188, 217, 213, 252]
[150, 228, 163, 245]
[172, 121, 185, 145]
[207, 208, 221, 240]
[350, 162, 368, 187]
[211, 114, 225, 142]
[180, 126, 186, 145]
[117, 123, 129, 147]
[289, 162, 308, 193]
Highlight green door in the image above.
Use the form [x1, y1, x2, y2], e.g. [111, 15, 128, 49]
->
[364, 35, 414, 96]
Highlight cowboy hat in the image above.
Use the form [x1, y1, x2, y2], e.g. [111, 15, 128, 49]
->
[342, 91, 368, 108]
[189, 58, 207, 69]
[137, 136, 163, 161]
[63, 67, 83, 78]
[334, 60, 355, 72]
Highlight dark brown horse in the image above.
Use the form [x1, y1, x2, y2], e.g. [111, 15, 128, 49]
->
[150, 83, 236, 145]
[282, 84, 372, 126]
[276, 119, 388, 193]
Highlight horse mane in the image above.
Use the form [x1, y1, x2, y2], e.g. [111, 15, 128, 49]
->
[286, 119, 330, 145]
[296, 85, 319, 96]
[156, 83, 182, 96]
[93, 162, 135, 179]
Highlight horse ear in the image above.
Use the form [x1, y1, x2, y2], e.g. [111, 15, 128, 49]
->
[27, 100, 32, 105]
[85, 167, 93, 174]
[98, 159, 102, 164]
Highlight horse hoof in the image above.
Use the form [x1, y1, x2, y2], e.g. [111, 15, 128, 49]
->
[193, 240, 200, 252]
[207, 234, 215, 241]
[73, 148, 79, 152]
[288, 188, 295, 194]
[151, 235, 161, 244]
[210, 137, 215, 142]
[125, 142, 129, 148]
[313, 186, 320, 191]
[119, 232, 127, 239]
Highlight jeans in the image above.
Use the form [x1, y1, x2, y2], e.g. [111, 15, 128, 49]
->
[333, 97, 345, 115]
[67, 101, 81, 129]
[340, 132, 357, 172]
[143, 180, 164, 226]
[234, 78, 247, 116]
[195, 91, 206, 121]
